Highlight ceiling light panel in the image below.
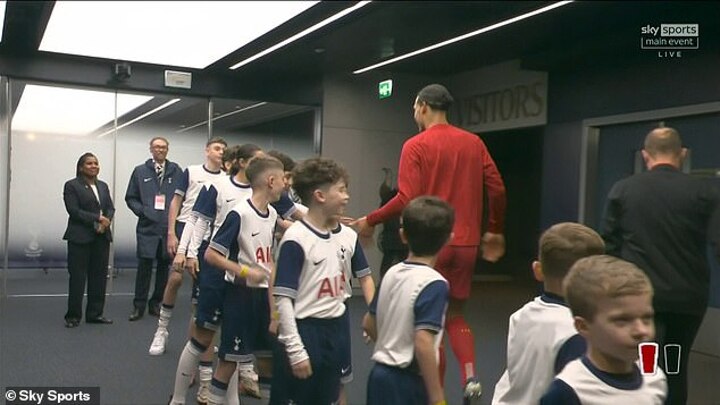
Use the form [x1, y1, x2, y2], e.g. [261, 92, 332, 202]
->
[0, 1, 6, 43]
[40, 1, 319, 69]
[12, 85, 152, 136]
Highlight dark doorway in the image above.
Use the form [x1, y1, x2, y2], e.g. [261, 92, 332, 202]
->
[477, 126, 544, 283]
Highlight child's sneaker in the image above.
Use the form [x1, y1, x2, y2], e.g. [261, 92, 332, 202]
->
[239, 368, 262, 399]
[148, 329, 168, 356]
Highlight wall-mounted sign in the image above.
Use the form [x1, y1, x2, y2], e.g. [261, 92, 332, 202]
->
[164, 70, 192, 89]
[379, 79, 393, 99]
[447, 60, 547, 133]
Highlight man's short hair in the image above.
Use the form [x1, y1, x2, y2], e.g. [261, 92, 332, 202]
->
[222, 145, 241, 166]
[416, 84, 454, 111]
[206, 136, 227, 148]
[246, 156, 284, 186]
[267, 150, 295, 172]
[563, 255, 653, 321]
[149, 136, 169, 147]
[644, 127, 682, 157]
[539, 223, 605, 279]
[291, 158, 349, 206]
[402, 196, 454, 256]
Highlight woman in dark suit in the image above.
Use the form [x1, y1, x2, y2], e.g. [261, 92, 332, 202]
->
[62, 152, 115, 328]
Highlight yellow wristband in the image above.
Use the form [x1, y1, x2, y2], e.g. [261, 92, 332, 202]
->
[239, 265, 249, 278]
[272, 311, 280, 320]
[433, 401, 447, 405]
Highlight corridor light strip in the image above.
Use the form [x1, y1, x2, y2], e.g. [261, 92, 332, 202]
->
[176, 101, 268, 133]
[230, 1, 372, 70]
[353, 0, 574, 74]
[98, 98, 181, 138]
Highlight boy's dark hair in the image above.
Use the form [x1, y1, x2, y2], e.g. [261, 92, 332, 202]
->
[246, 156, 284, 186]
[267, 150, 295, 172]
[292, 157, 349, 206]
[401, 196, 454, 256]
[228, 144, 262, 176]
[222, 145, 240, 165]
[539, 222, 605, 279]
[206, 136, 227, 148]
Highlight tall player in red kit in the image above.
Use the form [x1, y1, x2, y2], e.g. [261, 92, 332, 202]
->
[353, 84, 506, 403]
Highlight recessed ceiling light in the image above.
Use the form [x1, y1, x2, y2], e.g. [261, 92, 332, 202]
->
[0, 1, 6, 43]
[230, 1, 371, 70]
[12, 85, 151, 136]
[353, 1, 574, 74]
[40, 1, 319, 69]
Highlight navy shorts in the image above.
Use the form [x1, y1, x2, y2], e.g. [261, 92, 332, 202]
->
[194, 241, 227, 331]
[366, 363, 426, 405]
[270, 315, 344, 405]
[218, 283, 255, 363]
[339, 305, 352, 383]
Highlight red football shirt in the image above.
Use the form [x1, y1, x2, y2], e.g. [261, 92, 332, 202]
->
[367, 124, 506, 246]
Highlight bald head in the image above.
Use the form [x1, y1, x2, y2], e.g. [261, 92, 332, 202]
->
[644, 127, 682, 158]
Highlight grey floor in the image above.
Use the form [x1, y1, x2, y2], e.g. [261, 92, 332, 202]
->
[1, 267, 719, 405]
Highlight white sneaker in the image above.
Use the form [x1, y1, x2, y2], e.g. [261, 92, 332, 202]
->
[196, 380, 210, 405]
[239, 369, 262, 399]
[463, 377, 482, 405]
[148, 329, 168, 356]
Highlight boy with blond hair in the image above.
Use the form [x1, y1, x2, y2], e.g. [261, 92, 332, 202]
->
[540, 255, 667, 404]
[492, 223, 605, 404]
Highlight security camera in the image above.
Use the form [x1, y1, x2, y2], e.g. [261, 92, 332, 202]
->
[113, 62, 132, 81]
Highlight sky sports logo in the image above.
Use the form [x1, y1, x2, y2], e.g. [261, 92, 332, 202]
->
[640, 24, 699, 58]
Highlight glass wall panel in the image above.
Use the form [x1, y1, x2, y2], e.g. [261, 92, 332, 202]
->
[7, 82, 124, 274]
[211, 97, 317, 159]
[0, 77, 8, 297]
[113, 94, 208, 268]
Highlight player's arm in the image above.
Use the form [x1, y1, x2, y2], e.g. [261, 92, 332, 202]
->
[351, 238, 375, 305]
[362, 290, 379, 342]
[416, 330, 445, 405]
[480, 144, 507, 262]
[273, 240, 312, 378]
[167, 168, 189, 255]
[414, 280, 449, 405]
[268, 262, 279, 336]
[205, 211, 267, 285]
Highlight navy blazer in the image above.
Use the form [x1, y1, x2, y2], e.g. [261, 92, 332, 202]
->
[124, 159, 182, 258]
[63, 177, 115, 244]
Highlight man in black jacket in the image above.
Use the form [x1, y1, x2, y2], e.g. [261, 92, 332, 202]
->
[601, 127, 720, 405]
[125, 137, 182, 321]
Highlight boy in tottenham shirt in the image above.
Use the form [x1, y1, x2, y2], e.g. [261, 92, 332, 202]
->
[271, 158, 370, 405]
[363, 196, 454, 405]
[202, 155, 286, 404]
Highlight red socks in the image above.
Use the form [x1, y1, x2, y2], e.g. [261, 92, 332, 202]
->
[446, 315, 476, 383]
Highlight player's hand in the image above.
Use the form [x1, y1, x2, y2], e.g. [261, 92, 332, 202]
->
[362, 330, 372, 344]
[185, 258, 199, 279]
[481, 232, 505, 262]
[167, 234, 178, 256]
[245, 267, 269, 285]
[291, 359, 313, 379]
[268, 318, 279, 336]
[172, 253, 185, 273]
[350, 216, 375, 248]
[339, 216, 355, 226]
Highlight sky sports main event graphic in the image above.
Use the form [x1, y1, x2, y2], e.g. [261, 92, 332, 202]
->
[641, 24, 699, 58]
[639, 342, 681, 376]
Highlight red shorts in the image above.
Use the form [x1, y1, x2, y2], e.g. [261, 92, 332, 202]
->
[435, 245, 478, 300]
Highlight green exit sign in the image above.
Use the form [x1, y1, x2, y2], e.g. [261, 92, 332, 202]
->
[378, 79, 393, 99]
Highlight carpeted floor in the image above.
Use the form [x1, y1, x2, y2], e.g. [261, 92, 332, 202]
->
[1, 266, 718, 404]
